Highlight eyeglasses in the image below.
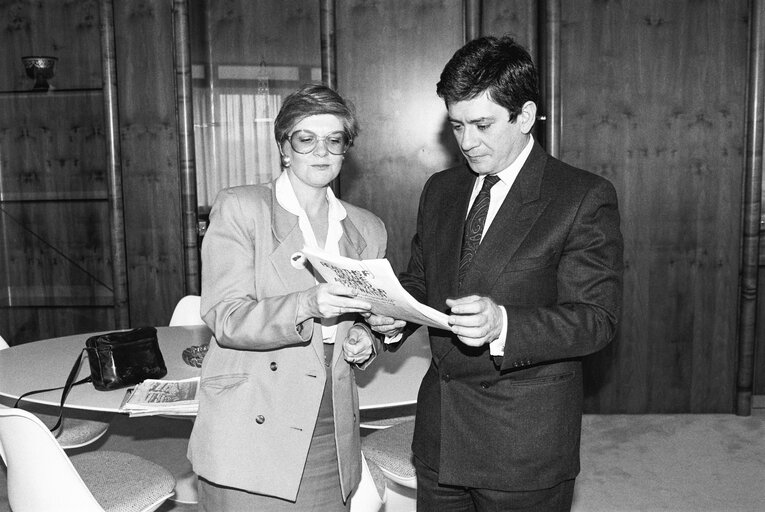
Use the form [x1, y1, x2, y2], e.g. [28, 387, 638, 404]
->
[285, 130, 352, 155]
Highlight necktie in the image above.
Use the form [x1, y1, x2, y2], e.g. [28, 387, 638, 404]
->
[459, 174, 500, 285]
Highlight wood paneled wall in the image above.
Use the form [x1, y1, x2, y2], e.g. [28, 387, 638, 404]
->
[337, 0, 750, 413]
[0, 0, 186, 341]
[112, 1, 184, 327]
[1, 0, 757, 412]
[0, 1, 114, 342]
[560, 0, 747, 412]
[337, 0, 463, 274]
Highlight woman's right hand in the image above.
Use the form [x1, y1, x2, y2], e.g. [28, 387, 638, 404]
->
[297, 283, 372, 322]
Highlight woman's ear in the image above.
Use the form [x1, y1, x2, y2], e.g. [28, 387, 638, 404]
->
[519, 101, 537, 134]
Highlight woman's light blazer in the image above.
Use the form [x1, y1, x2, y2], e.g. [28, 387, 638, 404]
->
[187, 181, 387, 501]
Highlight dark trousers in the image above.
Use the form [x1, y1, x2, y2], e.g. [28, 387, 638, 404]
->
[414, 455, 575, 512]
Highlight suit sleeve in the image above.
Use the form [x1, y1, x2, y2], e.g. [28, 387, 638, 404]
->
[395, 175, 434, 342]
[500, 179, 623, 368]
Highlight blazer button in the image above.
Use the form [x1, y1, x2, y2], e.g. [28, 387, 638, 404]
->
[270, 362, 278, 371]
[255, 415, 265, 424]
[442, 373, 451, 382]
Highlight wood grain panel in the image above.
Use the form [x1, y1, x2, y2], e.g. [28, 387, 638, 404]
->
[113, 0, 184, 326]
[0, 306, 115, 346]
[336, 0, 463, 274]
[0, 0, 102, 92]
[0, 201, 112, 307]
[561, 0, 748, 412]
[755, 273, 765, 395]
[0, 1, 112, 345]
[203, 0, 319, 68]
[483, 0, 537, 55]
[0, 92, 106, 199]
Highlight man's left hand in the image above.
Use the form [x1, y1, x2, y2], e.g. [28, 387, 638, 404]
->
[446, 295, 503, 347]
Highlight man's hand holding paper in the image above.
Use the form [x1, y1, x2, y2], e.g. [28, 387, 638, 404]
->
[363, 311, 407, 341]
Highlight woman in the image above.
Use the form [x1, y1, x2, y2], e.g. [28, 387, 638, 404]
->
[188, 83, 386, 511]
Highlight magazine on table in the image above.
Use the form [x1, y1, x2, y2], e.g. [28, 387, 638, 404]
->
[120, 377, 200, 417]
[294, 245, 451, 330]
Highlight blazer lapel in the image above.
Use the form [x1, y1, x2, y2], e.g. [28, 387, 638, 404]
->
[267, 188, 325, 364]
[332, 214, 368, 366]
[338, 215, 367, 260]
[269, 198, 315, 292]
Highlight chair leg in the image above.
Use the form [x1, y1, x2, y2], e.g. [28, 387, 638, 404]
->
[381, 480, 416, 512]
[170, 459, 199, 504]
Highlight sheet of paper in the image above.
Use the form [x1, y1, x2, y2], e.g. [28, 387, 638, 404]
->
[296, 246, 450, 330]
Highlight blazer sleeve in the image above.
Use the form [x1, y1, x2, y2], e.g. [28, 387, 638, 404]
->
[200, 188, 314, 351]
[501, 178, 623, 367]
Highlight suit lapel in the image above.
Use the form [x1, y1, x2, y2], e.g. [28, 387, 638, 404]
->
[460, 142, 550, 291]
[437, 169, 476, 298]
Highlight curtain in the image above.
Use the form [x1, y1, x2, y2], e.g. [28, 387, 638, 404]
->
[193, 87, 282, 208]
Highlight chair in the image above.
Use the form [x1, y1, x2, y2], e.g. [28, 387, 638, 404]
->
[166, 294, 204, 504]
[361, 418, 417, 511]
[349, 453, 387, 512]
[169, 295, 204, 326]
[0, 335, 110, 450]
[0, 408, 175, 512]
[360, 402, 417, 431]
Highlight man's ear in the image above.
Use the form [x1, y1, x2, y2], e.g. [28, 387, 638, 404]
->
[518, 101, 537, 134]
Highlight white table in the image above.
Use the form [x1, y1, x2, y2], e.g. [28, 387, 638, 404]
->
[356, 329, 431, 410]
[0, 325, 432, 412]
[0, 326, 208, 412]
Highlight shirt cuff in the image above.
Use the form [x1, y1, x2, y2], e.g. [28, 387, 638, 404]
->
[384, 332, 404, 344]
[489, 306, 508, 356]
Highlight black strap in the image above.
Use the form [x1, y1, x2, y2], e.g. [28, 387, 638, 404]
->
[13, 348, 91, 432]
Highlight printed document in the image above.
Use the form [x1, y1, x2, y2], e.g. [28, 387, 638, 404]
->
[120, 377, 199, 417]
[294, 246, 450, 330]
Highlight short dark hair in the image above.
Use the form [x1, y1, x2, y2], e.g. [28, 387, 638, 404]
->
[436, 35, 539, 122]
[274, 83, 359, 145]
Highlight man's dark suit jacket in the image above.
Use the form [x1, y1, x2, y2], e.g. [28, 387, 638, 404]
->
[398, 141, 623, 492]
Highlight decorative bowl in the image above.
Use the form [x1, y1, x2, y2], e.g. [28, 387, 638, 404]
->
[21, 56, 58, 91]
[182, 344, 209, 368]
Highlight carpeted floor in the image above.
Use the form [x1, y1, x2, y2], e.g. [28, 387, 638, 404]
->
[1, 411, 764, 511]
[572, 414, 765, 512]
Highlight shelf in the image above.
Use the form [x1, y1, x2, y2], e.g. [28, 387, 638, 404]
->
[0, 191, 109, 203]
[0, 88, 102, 99]
[0, 285, 114, 308]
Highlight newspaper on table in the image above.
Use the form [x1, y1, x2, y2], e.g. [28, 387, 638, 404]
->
[294, 246, 450, 330]
[120, 377, 200, 417]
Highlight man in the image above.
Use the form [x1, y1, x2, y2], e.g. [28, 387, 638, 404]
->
[367, 35, 623, 511]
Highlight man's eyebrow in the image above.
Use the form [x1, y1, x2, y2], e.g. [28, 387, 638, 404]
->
[448, 116, 495, 124]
